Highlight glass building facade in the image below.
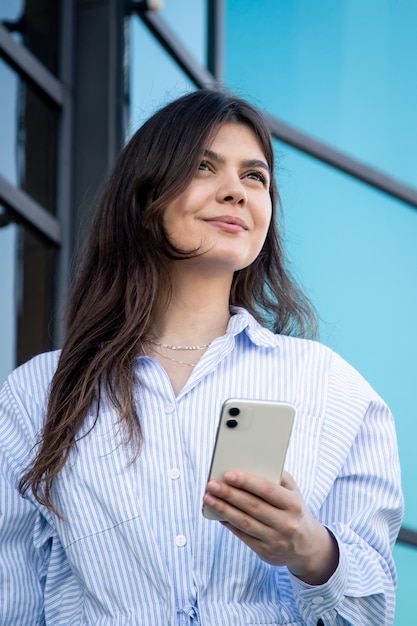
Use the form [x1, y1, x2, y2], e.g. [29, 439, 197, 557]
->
[0, 1, 416, 622]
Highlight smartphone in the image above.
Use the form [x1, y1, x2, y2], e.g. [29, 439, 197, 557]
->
[202, 398, 295, 520]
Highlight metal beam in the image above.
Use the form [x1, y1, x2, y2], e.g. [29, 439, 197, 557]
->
[53, 0, 75, 346]
[137, 10, 217, 88]
[207, 0, 224, 82]
[266, 113, 417, 210]
[0, 174, 61, 244]
[397, 526, 417, 549]
[71, 0, 125, 256]
[0, 23, 64, 106]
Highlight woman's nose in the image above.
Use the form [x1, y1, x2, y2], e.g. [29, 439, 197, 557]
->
[216, 176, 247, 205]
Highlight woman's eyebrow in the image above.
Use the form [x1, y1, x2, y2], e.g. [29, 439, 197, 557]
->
[241, 158, 270, 175]
[203, 149, 270, 175]
[203, 149, 225, 163]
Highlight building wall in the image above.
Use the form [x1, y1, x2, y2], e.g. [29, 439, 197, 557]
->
[0, 0, 60, 384]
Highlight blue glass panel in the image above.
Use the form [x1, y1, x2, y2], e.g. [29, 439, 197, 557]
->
[159, 0, 207, 67]
[129, 14, 196, 134]
[0, 58, 19, 186]
[272, 139, 417, 530]
[393, 543, 417, 624]
[0, 57, 58, 212]
[0, 0, 24, 22]
[226, 0, 417, 189]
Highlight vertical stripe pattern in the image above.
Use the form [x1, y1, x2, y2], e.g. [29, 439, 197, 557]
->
[0, 308, 403, 625]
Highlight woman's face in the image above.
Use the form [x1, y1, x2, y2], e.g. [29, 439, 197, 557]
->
[162, 122, 273, 277]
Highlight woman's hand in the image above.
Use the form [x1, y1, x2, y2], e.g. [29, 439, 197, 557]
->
[203, 471, 339, 585]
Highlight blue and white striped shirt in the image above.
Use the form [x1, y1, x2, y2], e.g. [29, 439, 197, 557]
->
[0, 308, 403, 625]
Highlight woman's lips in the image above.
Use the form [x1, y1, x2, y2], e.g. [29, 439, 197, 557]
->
[204, 216, 248, 233]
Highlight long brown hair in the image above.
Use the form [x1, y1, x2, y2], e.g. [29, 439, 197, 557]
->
[20, 89, 317, 513]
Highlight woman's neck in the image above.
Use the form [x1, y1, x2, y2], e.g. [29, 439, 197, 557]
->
[150, 267, 233, 345]
[145, 267, 233, 395]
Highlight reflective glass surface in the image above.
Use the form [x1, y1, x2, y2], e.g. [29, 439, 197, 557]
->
[0, 0, 60, 74]
[129, 14, 195, 134]
[0, 206, 18, 385]
[0, 206, 56, 383]
[158, 0, 207, 67]
[393, 543, 417, 625]
[0, 56, 58, 213]
[0, 58, 19, 185]
[0, 0, 24, 23]
[272, 139, 417, 531]
[226, 0, 417, 189]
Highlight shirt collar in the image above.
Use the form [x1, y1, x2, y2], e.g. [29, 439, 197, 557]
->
[226, 307, 281, 349]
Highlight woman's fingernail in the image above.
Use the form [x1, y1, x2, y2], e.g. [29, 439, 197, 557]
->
[207, 480, 221, 493]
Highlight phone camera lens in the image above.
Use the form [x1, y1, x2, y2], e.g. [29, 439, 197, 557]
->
[226, 418, 238, 428]
[228, 407, 240, 417]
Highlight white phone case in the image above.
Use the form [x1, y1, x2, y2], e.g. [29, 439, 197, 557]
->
[202, 398, 295, 520]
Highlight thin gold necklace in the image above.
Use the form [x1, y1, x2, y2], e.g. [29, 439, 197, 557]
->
[147, 340, 210, 351]
[145, 339, 210, 368]
[150, 347, 199, 368]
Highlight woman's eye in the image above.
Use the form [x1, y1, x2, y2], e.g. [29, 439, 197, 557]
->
[246, 170, 267, 184]
[198, 161, 211, 171]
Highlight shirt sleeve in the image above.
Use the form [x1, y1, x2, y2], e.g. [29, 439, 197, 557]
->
[0, 379, 49, 625]
[289, 394, 404, 626]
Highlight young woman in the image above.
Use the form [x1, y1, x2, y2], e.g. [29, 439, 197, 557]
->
[0, 89, 403, 625]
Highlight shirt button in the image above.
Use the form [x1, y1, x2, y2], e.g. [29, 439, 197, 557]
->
[312, 596, 324, 605]
[165, 403, 175, 414]
[175, 534, 187, 547]
[169, 468, 181, 480]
